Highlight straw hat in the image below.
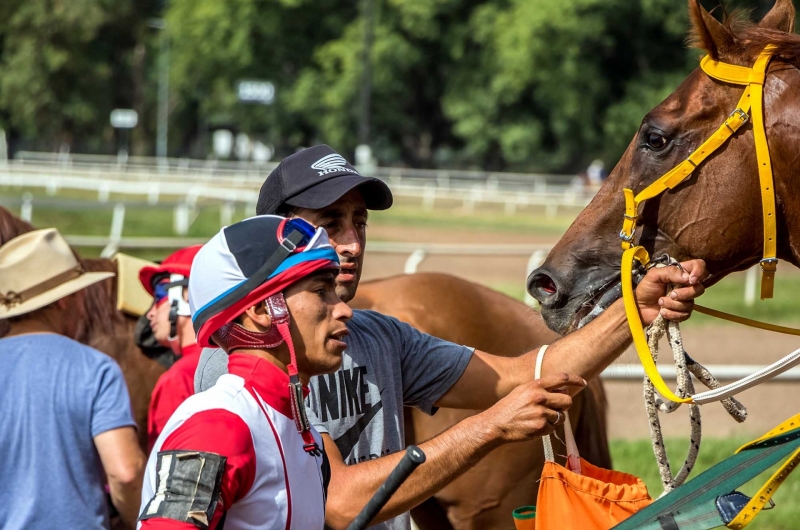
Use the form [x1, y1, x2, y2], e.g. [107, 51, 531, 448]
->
[0, 229, 115, 319]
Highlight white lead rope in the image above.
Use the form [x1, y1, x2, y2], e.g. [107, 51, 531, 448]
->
[536, 344, 581, 473]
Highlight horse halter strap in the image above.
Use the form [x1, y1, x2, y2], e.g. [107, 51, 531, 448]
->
[619, 46, 800, 406]
[620, 45, 778, 298]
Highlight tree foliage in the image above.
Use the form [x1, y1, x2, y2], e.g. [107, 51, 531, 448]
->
[0, 0, 790, 170]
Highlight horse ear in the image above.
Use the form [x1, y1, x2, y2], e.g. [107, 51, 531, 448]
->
[688, 0, 735, 59]
[759, 0, 796, 33]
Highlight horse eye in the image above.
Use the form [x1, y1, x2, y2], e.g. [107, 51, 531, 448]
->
[646, 132, 668, 150]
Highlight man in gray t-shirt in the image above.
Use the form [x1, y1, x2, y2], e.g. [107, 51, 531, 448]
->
[196, 145, 708, 529]
[197, 309, 473, 530]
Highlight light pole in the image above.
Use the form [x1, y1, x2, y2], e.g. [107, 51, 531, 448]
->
[148, 18, 169, 168]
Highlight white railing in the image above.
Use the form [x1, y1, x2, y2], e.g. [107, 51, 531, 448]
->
[12, 151, 579, 191]
[3, 153, 596, 217]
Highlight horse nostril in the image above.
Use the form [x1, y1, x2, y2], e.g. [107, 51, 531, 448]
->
[540, 276, 557, 294]
[527, 270, 560, 303]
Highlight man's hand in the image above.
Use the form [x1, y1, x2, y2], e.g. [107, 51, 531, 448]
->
[479, 373, 586, 443]
[635, 259, 707, 326]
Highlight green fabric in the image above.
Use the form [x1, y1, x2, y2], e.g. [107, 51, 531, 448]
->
[512, 506, 537, 520]
[613, 427, 800, 530]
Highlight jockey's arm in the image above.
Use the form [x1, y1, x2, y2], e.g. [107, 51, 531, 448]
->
[435, 259, 707, 410]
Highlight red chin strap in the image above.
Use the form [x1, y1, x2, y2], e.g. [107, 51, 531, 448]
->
[212, 293, 321, 456]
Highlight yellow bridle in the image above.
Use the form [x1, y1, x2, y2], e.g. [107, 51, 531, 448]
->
[620, 45, 778, 293]
[617, 47, 800, 527]
[620, 46, 800, 405]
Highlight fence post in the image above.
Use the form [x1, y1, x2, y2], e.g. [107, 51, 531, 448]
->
[98, 182, 110, 203]
[174, 203, 190, 235]
[220, 202, 234, 226]
[404, 249, 427, 274]
[147, 184, 160, 205]
[46, 178, 59, 196]
[422, 184, 436, 212]
[523, 249, 548, 308]
[744, 267, 758, 307]
[100, 203, 126, 258]
[20, 192, 33, 222]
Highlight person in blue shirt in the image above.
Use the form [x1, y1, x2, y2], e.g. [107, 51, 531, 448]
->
[0, 228, 147, 529]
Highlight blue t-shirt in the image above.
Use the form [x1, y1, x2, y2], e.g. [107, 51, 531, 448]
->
[0, 333, 136, 530]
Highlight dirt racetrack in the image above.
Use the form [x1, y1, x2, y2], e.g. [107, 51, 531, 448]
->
[605, 325, 800, 439]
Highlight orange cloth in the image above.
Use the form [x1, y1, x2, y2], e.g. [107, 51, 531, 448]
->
[535, 457, 652, 530]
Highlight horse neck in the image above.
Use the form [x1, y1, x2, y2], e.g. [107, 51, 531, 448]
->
[770, 64, 800, 269]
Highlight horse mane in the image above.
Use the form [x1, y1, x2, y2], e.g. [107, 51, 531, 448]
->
[0, 206, 34, 242]
[0, 206, 122, 341]
[738, 26, 800, 64]
[79, 258, 124, 344]
[688, 7, 800, 66]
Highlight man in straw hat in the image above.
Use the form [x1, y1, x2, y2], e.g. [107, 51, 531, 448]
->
[0, 228, 146, 529]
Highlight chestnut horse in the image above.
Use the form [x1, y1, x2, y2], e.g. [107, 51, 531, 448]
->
[0, 206, 611, 529]
[528, 0, 800, 335]
[352, 273, 610, 530]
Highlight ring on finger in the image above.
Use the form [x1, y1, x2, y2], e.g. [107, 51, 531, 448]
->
[549, 410, 563, 425]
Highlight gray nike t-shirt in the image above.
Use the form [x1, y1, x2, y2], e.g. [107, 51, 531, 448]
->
[195, 309, 473, 530]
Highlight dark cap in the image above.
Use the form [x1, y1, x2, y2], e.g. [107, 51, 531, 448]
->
[256, 145, 394, 215]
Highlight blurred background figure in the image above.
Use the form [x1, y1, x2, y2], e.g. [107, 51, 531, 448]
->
[138, 245, 202, 451]
[586, 159, 606, 186]
[0, 229, 145, 529]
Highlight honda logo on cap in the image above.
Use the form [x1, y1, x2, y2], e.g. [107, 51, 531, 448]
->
[310, 154, 360, 176]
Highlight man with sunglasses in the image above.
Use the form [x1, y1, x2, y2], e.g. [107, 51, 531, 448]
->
[139, 245, 202, 451]
[196, 145, 708, 530]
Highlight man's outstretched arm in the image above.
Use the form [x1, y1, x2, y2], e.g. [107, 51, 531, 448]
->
[436, 260, 708, 410]
[322, 374, 584, 529]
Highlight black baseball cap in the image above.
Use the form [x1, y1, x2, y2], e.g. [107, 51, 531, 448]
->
[256, 145, 393, 215]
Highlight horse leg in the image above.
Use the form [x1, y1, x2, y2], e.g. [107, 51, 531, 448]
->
[574, 378, 612, 468]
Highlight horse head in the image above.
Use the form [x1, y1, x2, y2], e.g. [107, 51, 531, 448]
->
[528, 0, 800, 335]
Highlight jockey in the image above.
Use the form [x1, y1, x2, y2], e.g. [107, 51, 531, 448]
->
[138, 245, 202, 450]
[138, 215, 350, 530]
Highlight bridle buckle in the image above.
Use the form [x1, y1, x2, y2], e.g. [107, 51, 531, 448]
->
[760, 257, 778, 272]
[728, 108, 749, 125]
[619, 229, 635, 243]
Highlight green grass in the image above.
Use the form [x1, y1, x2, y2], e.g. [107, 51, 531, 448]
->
[685, 273, 800, 327]
[610, 437, 800, 529]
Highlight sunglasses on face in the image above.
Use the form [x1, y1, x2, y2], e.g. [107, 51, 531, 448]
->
[153, 280, 170, 306]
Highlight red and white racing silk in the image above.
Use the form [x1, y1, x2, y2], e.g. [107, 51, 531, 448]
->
[138, 353, 327, 530]
[146, 342, 202, 452]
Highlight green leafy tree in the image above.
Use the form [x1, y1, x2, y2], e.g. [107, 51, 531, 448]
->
[0, 0, 160, 153]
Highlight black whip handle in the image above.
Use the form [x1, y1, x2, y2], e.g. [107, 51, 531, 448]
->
[346, 445, 426, 530]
